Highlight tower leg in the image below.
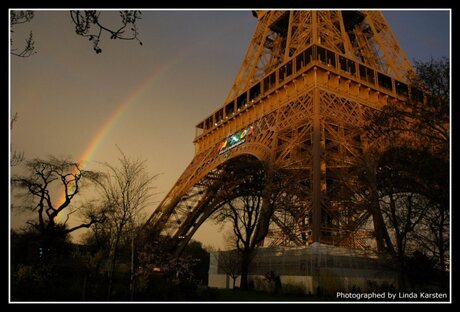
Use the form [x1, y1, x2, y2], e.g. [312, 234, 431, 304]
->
[312, 83, 322, 243]
[252, 166, 274, 247]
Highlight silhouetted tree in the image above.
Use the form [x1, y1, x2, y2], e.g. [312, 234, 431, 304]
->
[214, 249, 241, 289]
[378, 162, 430, 288]
[408, 58, 449, 290]
[134, 232, 201, 300]
[183, 240, 210, 286]
[412, 200, 449, 289]
[214, 193, 264, 290]
[209, 157, 266, 290]
[364, 57, 450, 289]
[10, 112, 24, 167]
[368, 59, 448, 159]
[210, 157, 300, 290]
[89, 147, 157, 299]
[12, 156, 103, 257]
[10, 10, 142, 56]
[10, 10, 35, 57]
[405, 250, 440, 289]
[70, 10, 142, 54]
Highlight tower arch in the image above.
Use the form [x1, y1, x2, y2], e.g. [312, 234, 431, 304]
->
[145, 10, 415, 256]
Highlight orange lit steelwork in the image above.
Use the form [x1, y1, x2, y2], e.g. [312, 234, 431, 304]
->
[145, 10, 419, 256]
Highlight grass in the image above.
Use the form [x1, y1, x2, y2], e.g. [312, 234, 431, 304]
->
[211, 288, 325, 302]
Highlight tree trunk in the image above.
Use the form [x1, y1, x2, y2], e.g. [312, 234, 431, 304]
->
[107, 216, 128, 300]
[397, 238, 407, 290]
[251, 168, 274, 245]
[439, 251, 448, 291]
[398, 258, 406, 290]
[129, 235, 135, 300]
[107, 235, 122, 300]
[369, 195, 386, 252]
[367, 164, 395, 255]
[82, 273, 87, 300]
[438, 212, 448, 291]
[240, 252, 251, 290]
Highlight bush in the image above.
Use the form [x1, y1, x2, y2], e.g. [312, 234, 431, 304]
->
[282, 281, 306, 296]
[318, 269, 344, 296]
[195, 286, 220, 300]
[11, 263, 88, 301]
[366, 280, 397, 292]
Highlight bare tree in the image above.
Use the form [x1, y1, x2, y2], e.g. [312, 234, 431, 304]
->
[70, 10, 142, 54]
[214, 248, 241, 289]
[364, 58, 450, 289]
[12, 157, 104, 254]
[367, 58, 449, 157]
[10, 10, 142, 56]
[90, 147, 157, 299]
[411, 201, 449, 289]
[211, 159, 289, 290]
[10, 112, 24, 167]
[10, 11, 36, 57]
[380, 192, 430, 289]
[213, 193, 264, 290]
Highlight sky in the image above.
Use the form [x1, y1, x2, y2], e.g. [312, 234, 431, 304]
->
[10, 10, 450, 249]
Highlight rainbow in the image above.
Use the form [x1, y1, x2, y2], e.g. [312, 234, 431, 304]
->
[54, 51, 187, 223]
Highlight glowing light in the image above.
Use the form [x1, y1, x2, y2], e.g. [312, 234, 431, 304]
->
[218, 125, 254, 155]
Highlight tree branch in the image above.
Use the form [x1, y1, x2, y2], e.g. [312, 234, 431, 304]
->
[70, 10, 142, 54]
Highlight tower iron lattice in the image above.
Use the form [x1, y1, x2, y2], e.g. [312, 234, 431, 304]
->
[145, 10, 417, 256]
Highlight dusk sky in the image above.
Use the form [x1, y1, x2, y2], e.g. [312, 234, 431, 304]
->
[10, 10, 450, 249]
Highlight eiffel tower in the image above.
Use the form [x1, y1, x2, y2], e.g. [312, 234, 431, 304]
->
[146, 10, 416, 256]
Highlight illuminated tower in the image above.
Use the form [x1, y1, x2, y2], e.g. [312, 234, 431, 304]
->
[146, 10, 415, 255]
